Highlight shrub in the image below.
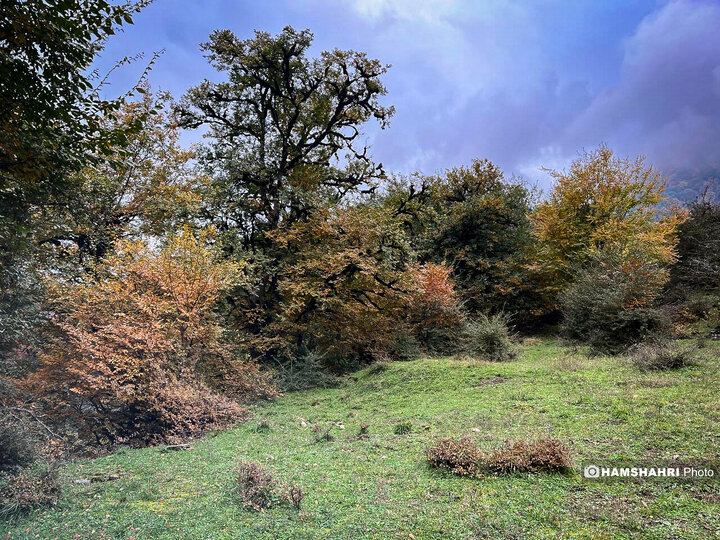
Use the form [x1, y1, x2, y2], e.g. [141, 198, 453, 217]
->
[407, 264, 464, 355]
[272, 348, 339, 392]
[384, 327, 422, 362]
[484, 438, 572, 474]
[235, 460, 277, 511]
[0, 465, 61, 519]
[283, 483, 304, 510]
[560, 248, 670, 354]
[393, 422, 413, 435]
[459, 314, 515, 361]
[234, 460, 304, 511]
[630, 341, 697, 371]
[22, 234, 270, 447]
[0, 412, 40, 473]
[426, 438, 483, 477]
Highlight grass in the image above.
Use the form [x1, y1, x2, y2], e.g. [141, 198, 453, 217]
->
[2, 338, 719, 538]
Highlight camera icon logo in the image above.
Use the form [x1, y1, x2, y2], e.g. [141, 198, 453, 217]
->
[584, 465, 600, 478]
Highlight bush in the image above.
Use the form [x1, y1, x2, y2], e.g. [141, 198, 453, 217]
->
[458, 314, 515, 361]
[283, 483, 304, 510]
[22, 235, 270, 447]
[234, 460, 304, 511]
[484, 438, 572, 474]
[384, 327, 422, 362]
[235, 460, 277, 511]
[0, 412, 40, 473]
[630, 341, 697, 371]
[272, 347, 339, 392]
[0, 465, 61, 519]
[561, 249, 670, 354]
[426, 438, 483, 477]
[407, 264, 464, 355]
[393, 421, 413, 435]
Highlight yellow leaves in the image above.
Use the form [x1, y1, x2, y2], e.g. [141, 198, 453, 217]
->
[533, 145, 682, 292]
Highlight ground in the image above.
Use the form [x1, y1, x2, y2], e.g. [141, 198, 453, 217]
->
[2, 338, 719, 539]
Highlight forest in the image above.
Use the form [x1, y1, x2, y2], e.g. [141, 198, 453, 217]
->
[1, 2, 719, 537]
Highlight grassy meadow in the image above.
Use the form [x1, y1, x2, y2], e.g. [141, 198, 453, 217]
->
[2, 338, 719, 539]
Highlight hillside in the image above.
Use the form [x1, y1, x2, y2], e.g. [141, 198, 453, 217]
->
[2, 339, 719, 539]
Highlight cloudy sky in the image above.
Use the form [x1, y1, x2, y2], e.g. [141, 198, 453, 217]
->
[96, 0, 720, 189]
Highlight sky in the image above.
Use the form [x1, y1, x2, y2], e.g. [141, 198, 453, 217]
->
[95, 0, 720, 190]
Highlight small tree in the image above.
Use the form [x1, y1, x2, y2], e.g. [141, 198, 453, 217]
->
[23, 230, 273, 446]
[407, 263, 463, 354]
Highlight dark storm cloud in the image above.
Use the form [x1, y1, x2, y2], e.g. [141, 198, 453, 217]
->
[92, 0, 720, 189]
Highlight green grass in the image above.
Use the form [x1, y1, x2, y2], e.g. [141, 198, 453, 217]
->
[3, 339, 720, 539]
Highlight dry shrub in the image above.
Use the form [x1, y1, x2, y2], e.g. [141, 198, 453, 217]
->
[426, 438, 483, 477]
[0, 412, 40, 473]
[235, 460, 277, 511]
[484, 438, 572, 474]
[234, 460, 304, 511]
[22, 233, 273, 447]
[0, 465, 61, 519]
[552, 353, 583, 372]
[138, 381, 249, 446]
[284, 483, 304, 510]
[630, 341, 697, 371]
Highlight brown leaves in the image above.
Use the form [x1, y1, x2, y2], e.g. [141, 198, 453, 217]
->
[23, 230, 270, 446]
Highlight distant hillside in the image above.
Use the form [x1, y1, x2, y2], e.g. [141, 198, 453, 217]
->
[663, 168, 720, 203]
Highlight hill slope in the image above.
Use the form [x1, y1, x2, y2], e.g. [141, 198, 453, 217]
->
[2, 339, 719, 539]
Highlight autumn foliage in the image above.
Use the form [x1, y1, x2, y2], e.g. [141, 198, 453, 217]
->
[266, 204, 414, 368]
[22, 231, 274, 446]
[532, 145, 684, 312]
[1, 12, 710, 462]
[408, 263, 463, 354]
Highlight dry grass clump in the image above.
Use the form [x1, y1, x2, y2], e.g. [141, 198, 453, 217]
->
[426, 437, 572, 477]
[630, 341, 697, 371]
[484, 438, 572, 474]
[426, 438, 484, 477]
[234, 460, 304, 511]
[235, 460, 277, 510]
[0, 465, 61, 519]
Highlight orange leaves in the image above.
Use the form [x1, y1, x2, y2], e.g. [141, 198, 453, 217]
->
[413, 263, 457, 309]
[261, 203, 414, 364]
[23, 229, 269, 446]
